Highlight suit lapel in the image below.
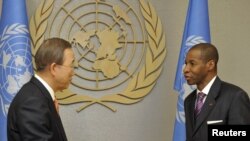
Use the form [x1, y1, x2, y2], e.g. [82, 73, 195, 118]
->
[185, 90, 197, 133]
[193, 96, 216, 133]
[31, 77, 58, 116]
[31, 76, 67, 141]
[31, 76, 52, 101]
[190, 92, 197, 130]
[193, 77, 222, 135]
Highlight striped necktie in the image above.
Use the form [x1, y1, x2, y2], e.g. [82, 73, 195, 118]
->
[194, 92, 206, 118]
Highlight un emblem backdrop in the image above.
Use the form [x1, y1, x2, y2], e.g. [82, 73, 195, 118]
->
[30, 0, 166, 113]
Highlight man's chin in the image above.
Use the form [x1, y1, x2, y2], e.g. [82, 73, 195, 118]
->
[186, 80, 195, 85]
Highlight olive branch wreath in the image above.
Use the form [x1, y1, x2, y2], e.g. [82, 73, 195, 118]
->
[29, 0, 54, 70]
[0, 24, 29, 48]
[29, 0, 166, 112]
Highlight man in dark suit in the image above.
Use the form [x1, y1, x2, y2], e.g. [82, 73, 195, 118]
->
[183, 43, 250, 141]
[7, 38, 75, 141]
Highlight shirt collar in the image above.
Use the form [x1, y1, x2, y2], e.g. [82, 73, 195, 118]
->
[197, 76, 217, 96]
[35, 74, 55, 101]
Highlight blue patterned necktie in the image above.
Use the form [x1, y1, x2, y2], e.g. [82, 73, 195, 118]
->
[195, 92, 206, 118]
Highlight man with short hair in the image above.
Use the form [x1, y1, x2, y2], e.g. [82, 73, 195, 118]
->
[7, 38, 75, 141]
[184, 43, 250, 141]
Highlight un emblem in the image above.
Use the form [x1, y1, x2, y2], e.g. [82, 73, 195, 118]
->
[0, 24, 33, 116]
[30, 0, 166, 112]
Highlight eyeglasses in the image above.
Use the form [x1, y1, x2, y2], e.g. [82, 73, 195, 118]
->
[56, 63, 77, 69]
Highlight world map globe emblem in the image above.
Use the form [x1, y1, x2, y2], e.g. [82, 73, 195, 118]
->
[31, 0, 166, 112]
[0, 35, 33, 115]
[49, 0, 146, 93]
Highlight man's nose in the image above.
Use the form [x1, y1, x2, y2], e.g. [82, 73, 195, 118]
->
[183, 65, 189, 74]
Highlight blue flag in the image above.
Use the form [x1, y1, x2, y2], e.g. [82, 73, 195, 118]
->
[0, 0, 33, 140]
[173, 0, 210, 141]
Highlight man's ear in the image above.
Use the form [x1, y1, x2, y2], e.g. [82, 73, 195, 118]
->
[50, 63, 57, 76]
[207, 60, 215, 71]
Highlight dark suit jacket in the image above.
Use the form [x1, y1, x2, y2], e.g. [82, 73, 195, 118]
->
[184, 77, 250, 141]
[7, 76, 67, 141]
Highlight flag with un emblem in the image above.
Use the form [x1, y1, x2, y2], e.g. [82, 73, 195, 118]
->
[173, 0, 210, 141]
[0, 0, 33, 140]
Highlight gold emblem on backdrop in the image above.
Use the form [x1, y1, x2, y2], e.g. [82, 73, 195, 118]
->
[30, 0, 166, 112]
